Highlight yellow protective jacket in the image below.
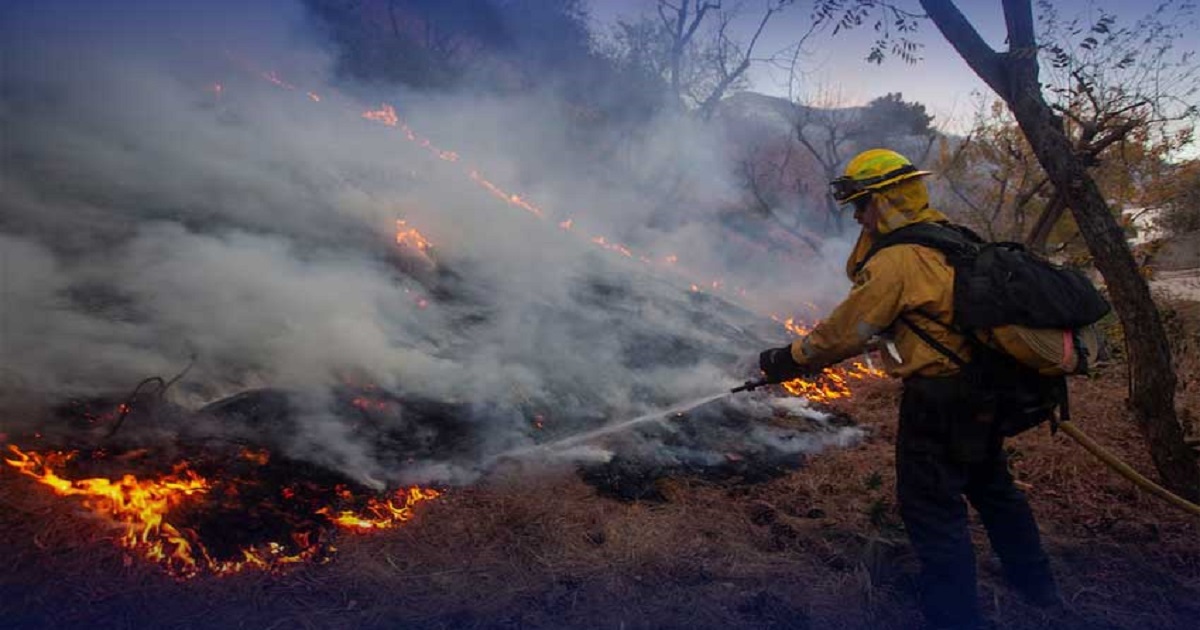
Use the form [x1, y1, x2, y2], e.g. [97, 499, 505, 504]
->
[789, 178, 971, 379]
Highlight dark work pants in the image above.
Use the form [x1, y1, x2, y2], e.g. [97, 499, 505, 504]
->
[897, 375, 1052, 628]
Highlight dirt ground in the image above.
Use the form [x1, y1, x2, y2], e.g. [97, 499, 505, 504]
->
[2, 304, 1199, 630]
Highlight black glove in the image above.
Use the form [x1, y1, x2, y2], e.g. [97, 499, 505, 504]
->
[758, 344, 808, 384]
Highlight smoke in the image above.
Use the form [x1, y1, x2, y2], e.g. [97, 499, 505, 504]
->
[0, 0, 855, 485]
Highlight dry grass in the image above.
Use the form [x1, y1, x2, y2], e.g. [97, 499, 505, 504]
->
[3, 305, 1200, 629]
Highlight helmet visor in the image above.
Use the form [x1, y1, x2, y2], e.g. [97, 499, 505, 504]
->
[829, 176, 864, 203]
[829, 164, 919, 204]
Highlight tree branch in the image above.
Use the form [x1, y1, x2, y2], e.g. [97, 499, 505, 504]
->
[919, 0, 1007, 97]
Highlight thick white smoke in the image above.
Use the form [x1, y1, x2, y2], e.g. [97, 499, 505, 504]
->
[0, 0, 856, 484]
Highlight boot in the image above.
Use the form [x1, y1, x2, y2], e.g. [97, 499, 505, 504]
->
[1004, 562, 1061, 608]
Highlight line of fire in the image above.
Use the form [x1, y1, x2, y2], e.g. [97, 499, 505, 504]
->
[1, 54, 886, 581]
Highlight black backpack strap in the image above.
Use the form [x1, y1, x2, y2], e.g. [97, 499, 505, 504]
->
[852, 222, 980, 276]
[895, 312, 969, 368]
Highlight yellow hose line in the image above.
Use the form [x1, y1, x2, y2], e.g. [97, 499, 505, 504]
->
[1057, 420, 1200, 518]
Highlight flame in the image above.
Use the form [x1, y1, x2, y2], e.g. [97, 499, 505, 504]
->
[350, 396, 393, 412]
[590, 236, 633, 258]
[239, 448, 270, 466]
[778, 362, 886, 403]
[772, 316, 812, 338]
[468, 170, 545, 217]
[362, 103, 399, 127]
[395, 220, 432, 252]
[4, 444, 441, 577]
[316, 486, 440, 531]
[260, 70, 296, 90]
[237, 75, 754, 302]
[4, 446, 212, 576]
[227, 56, 889, 382]
[850, 361, 887, 379]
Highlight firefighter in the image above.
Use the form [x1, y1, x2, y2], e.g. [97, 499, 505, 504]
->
[758, 149, 1060, 629]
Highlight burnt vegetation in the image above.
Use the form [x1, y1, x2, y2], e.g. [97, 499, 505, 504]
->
[3, 0, 1200, 629]
[4, 348, 1200, 628]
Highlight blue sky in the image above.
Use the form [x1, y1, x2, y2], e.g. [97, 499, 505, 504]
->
[591, 0, 1200, 134]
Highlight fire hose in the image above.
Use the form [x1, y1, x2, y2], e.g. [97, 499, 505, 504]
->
[1055, 420, 1200, 518]
[731, 377, 1200, 519]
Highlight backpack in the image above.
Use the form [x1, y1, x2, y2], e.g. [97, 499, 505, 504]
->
[857, 222, 1112, 436]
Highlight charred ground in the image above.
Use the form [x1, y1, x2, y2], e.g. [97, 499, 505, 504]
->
[1, 294, 1198, 629]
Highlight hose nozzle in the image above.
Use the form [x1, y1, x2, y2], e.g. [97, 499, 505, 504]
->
[731, 378, 770, 393]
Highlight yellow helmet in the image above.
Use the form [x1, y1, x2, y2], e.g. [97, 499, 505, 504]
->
[829, 148, 931, 205]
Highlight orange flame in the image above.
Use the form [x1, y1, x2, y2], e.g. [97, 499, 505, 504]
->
[590, 236, 633, 258]
[239, 448, 270, 466]
[778, 362, 886, 403]
[468, 170, 545, 217]
[316, 486, 441, 531]
[260, 70, 296, 90]
[5, 446, 211, 576]
[235, 61, 827, 317]
[770, 315, 816, 339]
[362, 103, 399, 127]
[395, 220, 432, 252]
[3, 445, 441, 577]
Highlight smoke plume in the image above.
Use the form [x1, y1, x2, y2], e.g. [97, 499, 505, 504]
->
[0, 0, 858, 485]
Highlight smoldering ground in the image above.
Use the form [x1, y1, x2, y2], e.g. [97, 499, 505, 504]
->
[0, 0, 859, 487]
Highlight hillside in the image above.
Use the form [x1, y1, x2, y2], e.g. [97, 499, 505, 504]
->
[3, 296, 1197, 630]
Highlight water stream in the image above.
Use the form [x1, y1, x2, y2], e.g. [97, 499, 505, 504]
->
[484, 391, 731, 465]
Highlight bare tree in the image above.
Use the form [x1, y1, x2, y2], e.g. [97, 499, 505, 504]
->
[814, 0, 1199, 499]
[918, 0, 1198, 500]
[792, 85, 861, 234]
[1021, 1, 1199, 251]
[736, 134, 823, 251]
[936, 98, 1050, 241]
[611, 0, 797, 119]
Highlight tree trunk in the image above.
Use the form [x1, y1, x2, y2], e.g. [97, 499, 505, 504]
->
[921, 0, 1199, 501]
[1007, 89, 1198, 501]
[1024, 191, 1065, 252]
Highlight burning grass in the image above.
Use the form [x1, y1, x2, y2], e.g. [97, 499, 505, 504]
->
[2, 442, 441, 579]
[3, 331, 1199, 628]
